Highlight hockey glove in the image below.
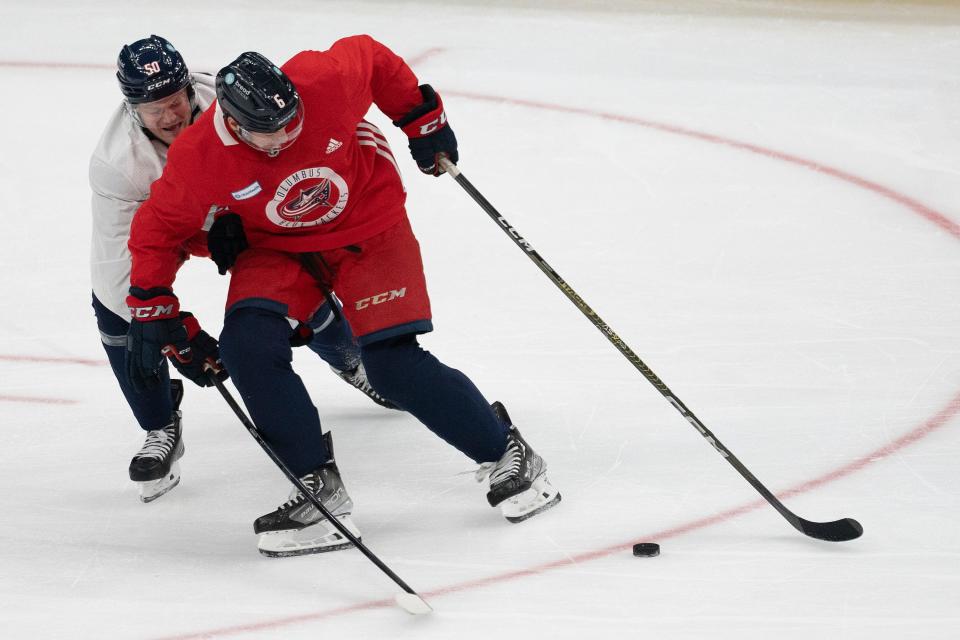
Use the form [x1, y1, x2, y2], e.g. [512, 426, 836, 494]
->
[289, 322, 314, 348]
[393, 84, 458, 176]
[125, 287, 228, 392]
[207, 211, 248, 275]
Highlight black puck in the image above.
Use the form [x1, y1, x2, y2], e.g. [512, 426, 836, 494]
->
[632, 542, 660, 557]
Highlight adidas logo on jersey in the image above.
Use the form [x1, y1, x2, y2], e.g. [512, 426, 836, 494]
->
[326, 138, 342, 154]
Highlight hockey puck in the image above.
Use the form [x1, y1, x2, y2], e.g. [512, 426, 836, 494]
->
[632, 543, 660, 557]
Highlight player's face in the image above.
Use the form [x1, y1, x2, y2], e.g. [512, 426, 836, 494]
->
[243, 128, 293, 154]
[136, 89, 193, 145]
[230, 101, 305, 157]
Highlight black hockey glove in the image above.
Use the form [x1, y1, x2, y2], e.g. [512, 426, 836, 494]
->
[289, 322, 314, 348]
[125, 287, 228, 392]
[408, 127, 458, 176]
[393, 84, 458, 176]
[207, 211, 248, 275]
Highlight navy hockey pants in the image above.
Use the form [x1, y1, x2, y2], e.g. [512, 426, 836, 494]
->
[93, 293, 173, 431]
[93, 293, 361, 433]
[218, 307, 509, 477]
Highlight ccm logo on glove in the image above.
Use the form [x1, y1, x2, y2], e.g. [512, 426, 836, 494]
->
[419, 111, 447, 136]
[130, 303, 177, 319]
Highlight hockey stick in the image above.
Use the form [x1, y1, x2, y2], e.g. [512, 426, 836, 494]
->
[205, 370, 432, 614]
[438, 157, 862, 543]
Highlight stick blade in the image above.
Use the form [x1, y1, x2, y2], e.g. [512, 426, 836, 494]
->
[799, 517, 863, 542]
[395, 592, 432, 615]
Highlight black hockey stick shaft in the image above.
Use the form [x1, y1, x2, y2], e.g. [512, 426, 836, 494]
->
[206, 371, 432, 606]
[439, 158, 861, 542]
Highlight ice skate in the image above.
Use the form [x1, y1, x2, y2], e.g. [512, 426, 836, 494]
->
[477, 402, 561, 523]
[254, 434, 360, 557]
[128, 380, 185, 503]
[330, 361, 397, 409]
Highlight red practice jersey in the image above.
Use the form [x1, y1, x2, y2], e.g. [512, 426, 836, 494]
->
[129, 35, 424, 292]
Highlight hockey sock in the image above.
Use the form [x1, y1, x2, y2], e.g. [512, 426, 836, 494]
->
[220, 306, 330, 476]
[305, 299, 361, 372]
[361, 334, 509, 463]
[92, 293, 173, 430]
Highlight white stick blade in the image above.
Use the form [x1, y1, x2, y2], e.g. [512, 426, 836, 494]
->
[394, 592, 432, 615]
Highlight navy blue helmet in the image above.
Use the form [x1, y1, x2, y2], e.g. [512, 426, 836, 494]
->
[116, 35, 190, 104]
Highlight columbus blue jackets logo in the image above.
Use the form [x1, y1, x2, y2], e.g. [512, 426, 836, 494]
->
[281, 180, 333, 219]
[266, 167, 348, 228]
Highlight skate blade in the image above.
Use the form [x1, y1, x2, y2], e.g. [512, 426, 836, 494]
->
[501, 474, 562, 523]
[138, 462, 181, 503]
[258, 514, 360, 558]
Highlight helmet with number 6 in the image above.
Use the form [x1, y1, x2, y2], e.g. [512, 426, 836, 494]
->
[116, 35, 190, 104]
[216, 52, 304, 156]
[216, 52, 301, 132]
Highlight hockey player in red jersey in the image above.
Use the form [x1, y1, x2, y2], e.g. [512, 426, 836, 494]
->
[94, 36, 391, 505]
[126, 36, 560, 556]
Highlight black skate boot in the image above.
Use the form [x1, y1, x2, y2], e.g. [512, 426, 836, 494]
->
[330, 362, 397, 409]
[478, 402, 561, 523]
[128, 379, 185, 503]
[254, 432, 360, 557]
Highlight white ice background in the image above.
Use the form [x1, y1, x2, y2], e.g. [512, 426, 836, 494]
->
[1, 1, 958, 638]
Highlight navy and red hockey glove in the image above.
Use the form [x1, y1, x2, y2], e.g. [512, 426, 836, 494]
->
[393, 84, 458, 176]
[207, 211, 248, 275]
[125, 287, 228, 392]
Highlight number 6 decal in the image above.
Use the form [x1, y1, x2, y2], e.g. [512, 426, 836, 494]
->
[273, 94, 286, 108]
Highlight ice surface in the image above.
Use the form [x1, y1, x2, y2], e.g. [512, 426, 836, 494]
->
[1, 1, 958, 638]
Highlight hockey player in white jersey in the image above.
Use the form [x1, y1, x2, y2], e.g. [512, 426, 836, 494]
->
[90, 35, 392, 503]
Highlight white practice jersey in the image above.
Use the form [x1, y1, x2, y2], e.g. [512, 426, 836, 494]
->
[89, 74, 215, 321]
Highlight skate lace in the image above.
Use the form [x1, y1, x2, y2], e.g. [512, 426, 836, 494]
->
[279, 474, 321, 510]
[472, 462, 496, 483]
[136, 425, 176, 461]
[475, 438, 523, 486]
[336, 364, 388, 402]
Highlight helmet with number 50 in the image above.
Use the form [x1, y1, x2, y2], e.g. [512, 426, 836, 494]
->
[216, 52, 305, 157]
[117, 35, 191, 104]
[116, 35, 197, 145]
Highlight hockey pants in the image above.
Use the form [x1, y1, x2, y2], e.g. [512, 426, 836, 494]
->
[218, 306, 509, 477]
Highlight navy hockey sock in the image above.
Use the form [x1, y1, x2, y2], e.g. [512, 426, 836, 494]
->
[306, 299, 361, 372]
[92, 293, 173, 430]
[219, 307, 330, 476]
[361, 335, 509, 463]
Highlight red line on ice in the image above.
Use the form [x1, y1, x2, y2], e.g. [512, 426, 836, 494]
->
[150, 95, 960, 639]
[0, 354, 106, 366]
[405, 47, 446, 67]
[445, 91, 960, 241]
[152, 389, 960, 640]
[0, 60, 113, 70]
[0, 394, 79, 405]
[0, 48, 444, 74]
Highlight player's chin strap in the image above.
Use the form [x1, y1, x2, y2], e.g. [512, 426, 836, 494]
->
[438, 156, 863, 544]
